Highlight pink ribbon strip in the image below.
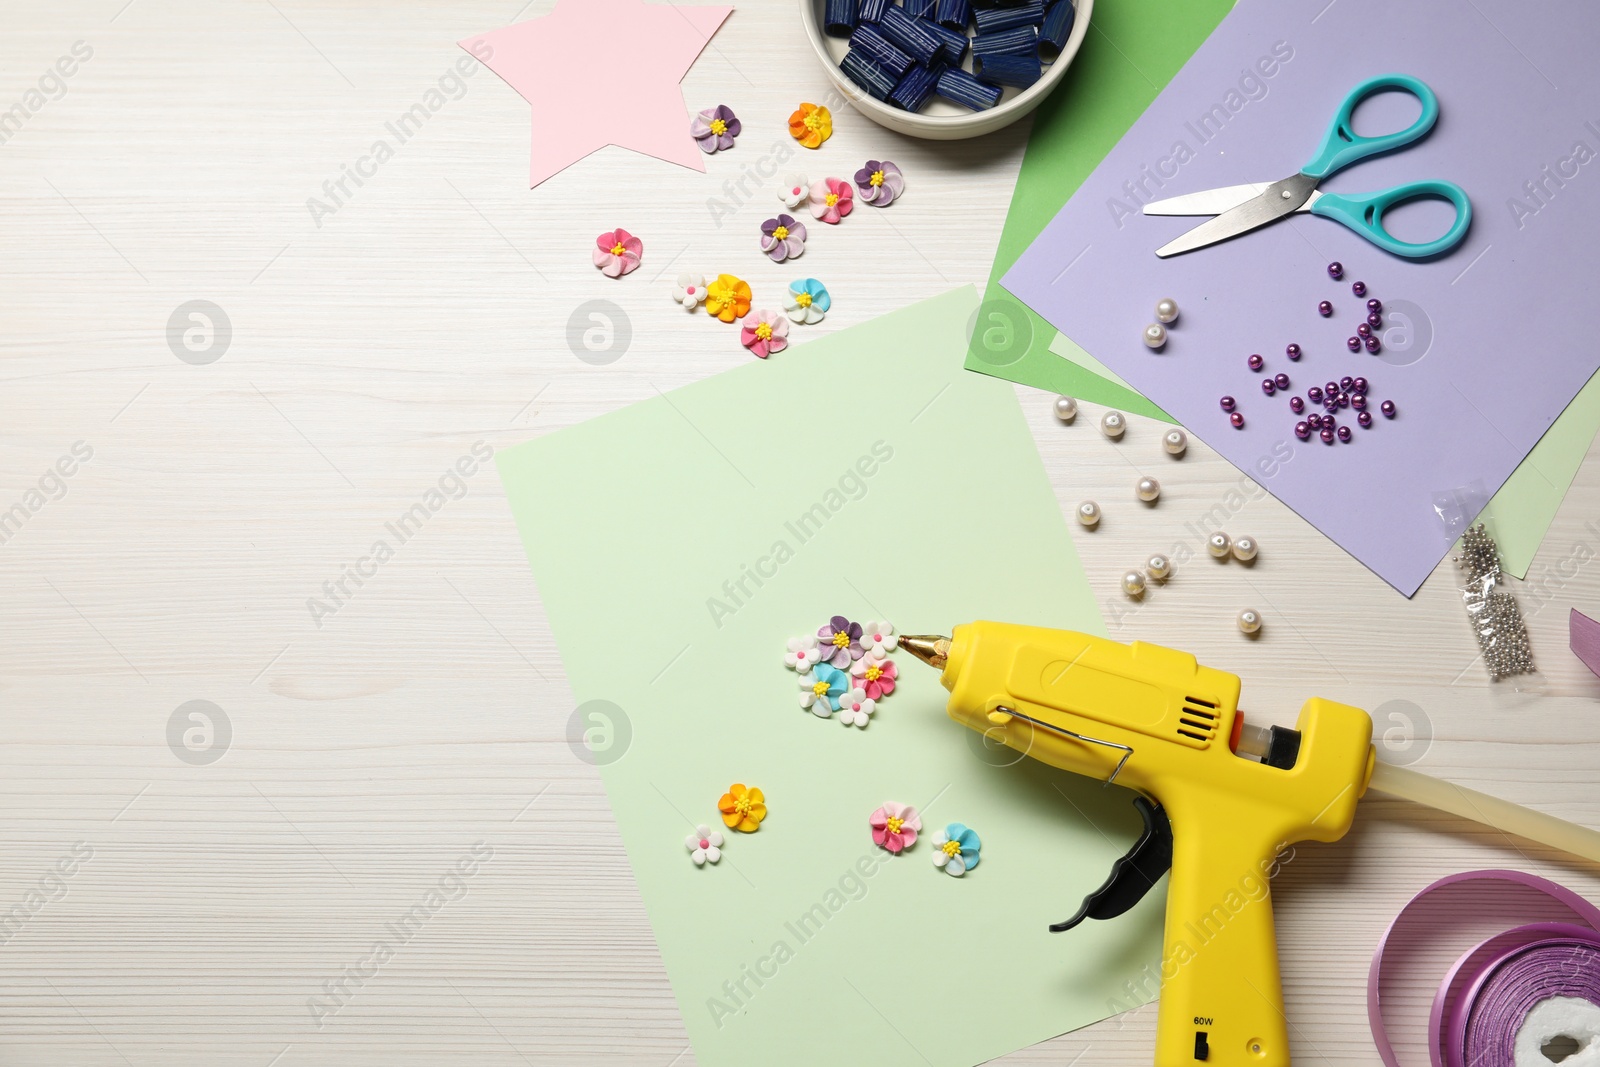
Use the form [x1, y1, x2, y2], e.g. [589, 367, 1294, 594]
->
[1368, 870, 1600, 1067]
[1573, 610, 1600, 679]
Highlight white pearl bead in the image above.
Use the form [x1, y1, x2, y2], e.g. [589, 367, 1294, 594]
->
[1155, 298, 1179, 324]
[1163, 429, 1187, 456]
[1136, 477, 1160, 503]
[1237, 609, 1262, 635]
[1146, 554, 1171, 580]
[1101, 410, 1126, 438]
[1122, 570, 1147, 597]
[1143, 323, 1167, 349]
[1232, 536, 1259, 562]
[1207, 532, 1231, 559]
[1053, 395, 1078, 422]
[1077, 501, 1101, 527]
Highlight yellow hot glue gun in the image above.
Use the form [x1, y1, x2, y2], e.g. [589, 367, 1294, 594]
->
[900, 623, 1600, 1067]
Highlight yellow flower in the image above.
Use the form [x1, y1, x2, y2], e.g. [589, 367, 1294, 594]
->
[718, 783, 767, 833]
[788, 103, 833, 150]
[706, 274, 752, 323]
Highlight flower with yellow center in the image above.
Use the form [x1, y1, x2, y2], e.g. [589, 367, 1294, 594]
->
[718, 783, 767, 833]
[773, 225, 788, 241]
[886, 816, 904, 834]
[825, 192, 839, 208]
[942, 839, 963, 859]
[871, 170, 885, 187]
[863, 662, 883, 682]
[705, 274, 752, 324]
[811, 678, 830, 697]
[710, 118, 727, 136]
[610, 242, 627, 257]
[755, 322, 773, 342]
[787, 103, 833, 149]
[795, 292, 813, 309]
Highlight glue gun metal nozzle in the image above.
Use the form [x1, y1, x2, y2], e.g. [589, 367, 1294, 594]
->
[900, 635, 951, 670]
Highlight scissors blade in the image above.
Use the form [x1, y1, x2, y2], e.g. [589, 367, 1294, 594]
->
[1155, 173, 1319, 257]
[1142, 183, 1274, 216]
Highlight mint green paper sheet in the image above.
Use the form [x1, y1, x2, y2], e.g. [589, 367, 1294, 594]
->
[498, 287, 1165, 1067]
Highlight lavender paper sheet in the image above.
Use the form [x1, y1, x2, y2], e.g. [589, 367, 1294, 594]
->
[1003, 0, 1600, 596]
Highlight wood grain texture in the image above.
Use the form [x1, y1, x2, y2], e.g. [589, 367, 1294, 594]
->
[2, 1, 1599, 1064]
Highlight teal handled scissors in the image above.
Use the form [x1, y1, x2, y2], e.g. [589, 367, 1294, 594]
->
[1144, 74, 1472, 259]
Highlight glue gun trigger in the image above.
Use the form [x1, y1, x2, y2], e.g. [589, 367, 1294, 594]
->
[1050, 795, 1174, 933]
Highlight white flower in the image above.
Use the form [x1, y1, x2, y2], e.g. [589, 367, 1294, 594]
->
[860, 620, 897, 659]
[783, 635, 821, 672]
[837, 687, 875, 728]
[686, 824, 724, 866]
[797, 668, 839, 717]
[673, 271, 707, 310]
[778, 173, 809, 209]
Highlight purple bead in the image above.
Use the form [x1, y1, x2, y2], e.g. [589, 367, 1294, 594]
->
[1353, 376, 1369, 393]
[1319, 301, 1334, 317]
[1308, 412, 1323, 428]
[1247, 353, 1265, 372]
[1320, 427, 1335, 444]
[1358, 410, 1374, 428]
[1347, 336, 1361, 351]
[1324, 415, 1337, 429]
[1295, 421, 1311, 439]
[1367, 312, 1383, 329]
[1328, 262, 1344, 279]
[1274, 373, 1291, 389]
[1366, 337, 1382, 354]
[1290, 396, 1305, 414]
[1339, 375, 1354, 390]
[1351, 393, 1367, 410]
[1352, 281, 1368, 297]
[1367, 298, 1382, 313]
[1381, 399, 1396, 418]
[1286, 343, 1302, 360]
[1262, 379, 1277, 396]
[1357, 323, 1372, 338]
[1230, 411, 1245, 428]
[1325, 381, 1339, 395]
[1337, 425, 1352, 442]
[1338, 392, 1350, 408]
[1220, 395, 1236, 412]
[1308, 386, 1324, 402]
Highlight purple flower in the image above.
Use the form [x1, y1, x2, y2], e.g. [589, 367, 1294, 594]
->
[760, 214, 807, 263]
[691, 105, 741, 154]
[816, 615, 864, 667]
[854, 160, 905, 207]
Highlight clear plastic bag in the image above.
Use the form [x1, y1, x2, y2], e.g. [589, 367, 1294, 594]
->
[1455, 523, 1534, 680]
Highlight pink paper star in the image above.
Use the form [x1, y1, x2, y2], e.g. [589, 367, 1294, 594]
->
[461, 0, 734, 189]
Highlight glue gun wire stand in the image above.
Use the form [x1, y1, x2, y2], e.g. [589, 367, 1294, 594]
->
[899, 627, 1600, 1067]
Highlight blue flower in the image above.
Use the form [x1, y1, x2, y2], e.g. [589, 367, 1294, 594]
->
[785, 278, 831, 325]
[797, 663, 849, 718]
[932, 822, 981, 876]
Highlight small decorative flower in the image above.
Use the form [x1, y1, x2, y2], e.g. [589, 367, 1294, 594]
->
[741, 310, 790, 359]
[686, 824, 724, 866]
[860, 620, 897, 659]
[854, 160, 905, 207]
[691, 105, 741, 154]
[706, 273, 752, 323]
[869, 802, 921, 853]
[838, 687, 875, 728]
[785, 278, 830, 325]
[808, 178, 853, 225]
[783, 634, 822, 672]
[816, 615, 864, 667]
[779, 173, 809, 209]
[718, 783, 767, 833]
[931, 823, 981, 877]
[592, 228, 642, 278]
[798, 663, 849, 716]
[673, 271, 707, 311]
[788, 102, 833, 149]
[850, 656, 897, 700]
[760, 214, 807, 263]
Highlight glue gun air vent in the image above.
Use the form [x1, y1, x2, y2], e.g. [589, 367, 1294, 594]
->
[1177, 697, 1220, 744]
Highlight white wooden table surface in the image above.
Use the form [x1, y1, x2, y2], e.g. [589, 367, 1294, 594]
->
[4, 1, 1599, 1064]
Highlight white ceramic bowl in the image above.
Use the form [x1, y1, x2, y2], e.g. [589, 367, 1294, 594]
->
[799, 0, 1092, 140]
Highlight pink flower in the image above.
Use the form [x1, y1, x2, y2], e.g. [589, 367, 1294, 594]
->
[869, 802, 921, 853]
[740, 310, 789, 359]
[592, 228, 642, 278]
[850, 656, 897, 700]
[808, 178, 854, 225]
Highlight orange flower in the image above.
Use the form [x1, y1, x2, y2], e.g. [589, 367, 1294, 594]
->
[788, 103, 833, 150]
[718, 782, 767, 833]
[706, 273, 752, 323]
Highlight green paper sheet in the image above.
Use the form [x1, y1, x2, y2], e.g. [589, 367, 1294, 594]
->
[964, 0, 1234, 420]
[498, 287, 1166, 1067]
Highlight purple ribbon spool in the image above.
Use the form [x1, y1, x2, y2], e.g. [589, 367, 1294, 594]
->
[1368, 870, 1600, 1067]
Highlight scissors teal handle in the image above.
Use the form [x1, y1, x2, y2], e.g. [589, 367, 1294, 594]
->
[1302, 73, 1440, 178]
[1309, 180, 1473, 258]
